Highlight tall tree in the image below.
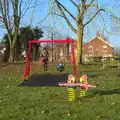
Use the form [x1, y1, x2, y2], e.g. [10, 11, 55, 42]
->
[50, 0, 105, 65]
[0, 0, 38, 63]
[19, 26, 44, 61]
[2, 26, 44, 61]
[0, 0, 22, 63]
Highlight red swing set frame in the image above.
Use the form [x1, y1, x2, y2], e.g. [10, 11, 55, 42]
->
[23, 39, 77, 80]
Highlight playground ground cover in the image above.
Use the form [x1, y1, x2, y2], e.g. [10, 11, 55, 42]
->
[0, 63, 120, 120]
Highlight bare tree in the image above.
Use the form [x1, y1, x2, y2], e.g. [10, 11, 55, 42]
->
[0, 0, 39, 63]
[49, 0, 105, 65]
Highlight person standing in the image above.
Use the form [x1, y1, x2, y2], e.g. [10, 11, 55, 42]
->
[41, 47, 49, 71]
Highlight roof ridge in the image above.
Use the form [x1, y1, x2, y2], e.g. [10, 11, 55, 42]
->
[97, 37, 114, 48]
[85, 36, 114, 48]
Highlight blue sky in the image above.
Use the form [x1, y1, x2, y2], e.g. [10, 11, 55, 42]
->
[0, 0, 120, 48]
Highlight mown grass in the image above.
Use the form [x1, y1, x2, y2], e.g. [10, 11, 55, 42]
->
[0, 63, 120, 120]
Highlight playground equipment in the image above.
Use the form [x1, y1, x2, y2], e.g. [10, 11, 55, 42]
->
[67, 87, 75, 101]
[59, 74, 96, 101]
[22, 39, 77, 80]
[79, 74, 88, 97]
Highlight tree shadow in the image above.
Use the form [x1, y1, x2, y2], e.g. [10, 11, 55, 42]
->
[0, 61, 26, 67]
[117, 74, 120, 77]
[107, 66, 119, 68]
[93, 88, 120, 95]
[78, 69, 108, 73]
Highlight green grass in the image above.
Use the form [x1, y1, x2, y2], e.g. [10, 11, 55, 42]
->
[0, 63, 120, 120]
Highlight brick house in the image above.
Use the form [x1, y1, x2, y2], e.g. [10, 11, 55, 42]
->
[82, 32, 114, 61]
[45, 32, 114, 62]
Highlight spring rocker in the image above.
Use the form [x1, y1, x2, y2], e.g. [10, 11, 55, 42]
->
[79, 74, 88, 97]
[59, 74, 96, 102]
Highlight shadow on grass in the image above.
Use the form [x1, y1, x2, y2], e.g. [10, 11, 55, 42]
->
[78, 69, 108, 73]
[93, 88, 120, 95]
[107, 66, 119, 68]
[14, 62, 26, 65]
[88, 73, 108, 78]
[117, 74, 120, 77]
[0, 61, 26, 67]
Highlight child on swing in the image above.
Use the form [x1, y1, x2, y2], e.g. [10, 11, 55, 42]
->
[57, 59, 65, 72]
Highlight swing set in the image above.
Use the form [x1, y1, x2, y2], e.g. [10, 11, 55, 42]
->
[20, 39, 96, 99]
[22, 39, 78, 81]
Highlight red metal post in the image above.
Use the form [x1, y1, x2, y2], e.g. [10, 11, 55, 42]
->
[23, 41, 32, 80]
[71, 41, 77, 80]
[30, 39, 74, 43]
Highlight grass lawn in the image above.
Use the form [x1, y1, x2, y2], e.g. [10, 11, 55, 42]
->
[0, 63, 120, 120]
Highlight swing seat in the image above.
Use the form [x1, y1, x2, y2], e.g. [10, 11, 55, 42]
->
[57, 64, 65, 72]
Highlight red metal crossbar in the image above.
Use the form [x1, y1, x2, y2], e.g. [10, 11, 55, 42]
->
[59, 83, 96, 88]
[30, 39, 74, 43]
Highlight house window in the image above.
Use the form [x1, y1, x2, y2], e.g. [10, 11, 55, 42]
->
[103, 46, 107, 52]
[88, 46, 93, 52]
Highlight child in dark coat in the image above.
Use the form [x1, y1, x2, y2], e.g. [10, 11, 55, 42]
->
[41, 47, 49, 71]
[57, 61, 65, 72]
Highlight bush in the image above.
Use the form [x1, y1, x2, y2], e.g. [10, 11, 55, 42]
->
[93, 56, 102, 63]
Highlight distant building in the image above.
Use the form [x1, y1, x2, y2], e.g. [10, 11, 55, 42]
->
[39, 33, 114, 62]
[82, 32, 114, 60]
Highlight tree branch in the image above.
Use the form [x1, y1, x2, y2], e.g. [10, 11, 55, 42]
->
[69, 0, 81, 13]
[0, 24, 6, 29]
[6, 0, 12, 32]
[20, 0, 41, 19]
[88, 0, 95, 4]
[57, 0, 76, 21]
[20, 0, 33, 18]
[69, 0, 78, 8]
[19, 0, 23, 19]
[0, 16, 3, 21]
[83, 9, 105, 27]
[0, 0, 12, 39]
[55, 0, 77, 34]
[51, 12, 64, 18]
[86, 4, 98, 9]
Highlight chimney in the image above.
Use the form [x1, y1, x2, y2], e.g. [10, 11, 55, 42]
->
[96, 32, 101, 37]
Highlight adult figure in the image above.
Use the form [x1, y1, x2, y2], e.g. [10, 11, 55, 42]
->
[41, 47, 49, 71]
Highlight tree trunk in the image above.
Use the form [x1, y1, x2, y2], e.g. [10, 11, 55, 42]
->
[76, 25, 84, 65]
[9, 46, 14, 64]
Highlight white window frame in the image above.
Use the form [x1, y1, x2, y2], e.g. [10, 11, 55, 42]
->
[88, 46, 93, 52]
[103, 46, 107, 52]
